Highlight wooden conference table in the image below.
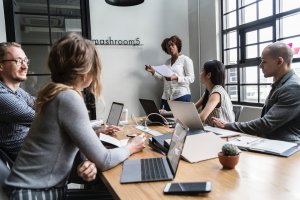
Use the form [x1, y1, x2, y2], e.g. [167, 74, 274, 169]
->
[99, 123, 300, 200]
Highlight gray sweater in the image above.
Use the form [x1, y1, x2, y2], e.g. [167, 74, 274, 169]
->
[226, 70, 300, 143]
[5, 89, 130, 189]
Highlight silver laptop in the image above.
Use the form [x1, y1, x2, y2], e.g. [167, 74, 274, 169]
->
[106, 102, 124, 126]
[120, 120, 188, 183]
[168, 101, 240, 138]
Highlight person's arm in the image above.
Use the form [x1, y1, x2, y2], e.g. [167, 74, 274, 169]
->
[0, 91, 35, 126]
[58, 91, 145, 171]
[216, 84, 300, 136]
[195, 93, 205, 110]
[199, 93, 221, 123]
[145, 64, 163, 80]
[177, 57, 195, 84]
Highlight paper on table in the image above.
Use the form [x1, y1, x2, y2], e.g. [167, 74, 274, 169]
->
[99, 133, 128, 147]
[152, 65, 175, 77]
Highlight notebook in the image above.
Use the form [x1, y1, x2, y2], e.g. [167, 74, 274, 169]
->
[120, 120, 188, 183]
[227, 136, 300, 157]
[106, 102, 124, 126]
[168, 101, 240, 138]
[139, 98, 174, 124]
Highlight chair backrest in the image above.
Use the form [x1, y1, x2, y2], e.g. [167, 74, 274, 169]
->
[0, 158, 10, 200]
[238, 106, 262, 122]
[232, 105, 243, 122]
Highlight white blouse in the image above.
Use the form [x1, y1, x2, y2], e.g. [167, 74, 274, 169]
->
[153, 55, 195, 100]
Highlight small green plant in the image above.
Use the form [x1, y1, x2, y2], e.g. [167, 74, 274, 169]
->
[222, 143, 240, 156]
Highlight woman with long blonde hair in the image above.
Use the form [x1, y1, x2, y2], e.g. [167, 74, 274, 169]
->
[4, 33, 145, 200]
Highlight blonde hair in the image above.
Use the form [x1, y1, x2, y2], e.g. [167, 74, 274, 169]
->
[36, 33, 102, 114]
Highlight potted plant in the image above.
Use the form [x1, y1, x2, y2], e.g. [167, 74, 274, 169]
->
[218, 143, 241, 169]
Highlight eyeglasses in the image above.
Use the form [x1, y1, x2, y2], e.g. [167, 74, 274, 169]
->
[1, 58, 30, 66]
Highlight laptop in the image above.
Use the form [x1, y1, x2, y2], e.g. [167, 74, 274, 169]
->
[168, 101, 240, 138]
[106, 102, 124, 126]
[120, 120, 188, 183]
[139, 98, 174, 125]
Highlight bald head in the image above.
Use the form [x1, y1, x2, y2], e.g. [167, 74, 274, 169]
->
[264, 42, 293, 67]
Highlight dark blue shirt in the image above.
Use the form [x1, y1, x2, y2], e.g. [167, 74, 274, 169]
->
[0, 81, 35, 160]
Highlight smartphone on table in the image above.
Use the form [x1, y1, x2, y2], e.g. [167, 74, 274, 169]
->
[163, 182, 212, 194]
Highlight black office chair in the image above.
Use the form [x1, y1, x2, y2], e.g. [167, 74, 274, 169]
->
[233, 105, 243, 122]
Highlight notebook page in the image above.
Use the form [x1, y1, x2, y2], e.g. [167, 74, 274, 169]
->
[251, 139, 297, 154]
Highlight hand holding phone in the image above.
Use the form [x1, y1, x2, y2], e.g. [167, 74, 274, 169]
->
[163, 182, 212, 194]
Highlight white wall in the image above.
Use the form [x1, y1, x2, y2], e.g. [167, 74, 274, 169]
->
[89, 0, 200, 120]
[0, 0, 6, 42]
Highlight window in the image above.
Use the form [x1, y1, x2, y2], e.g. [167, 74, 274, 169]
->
[3, 0, 90, 96]
[222, 0, 300, 106]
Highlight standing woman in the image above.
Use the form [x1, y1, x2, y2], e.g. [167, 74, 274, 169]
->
[4, 33, 145, 199]
[195, 60, 235, 126]
[145, 35, 195, 111]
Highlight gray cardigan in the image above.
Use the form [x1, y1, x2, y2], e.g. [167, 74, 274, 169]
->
[5, 89, 130, 189]
[226, 70, 300, 143]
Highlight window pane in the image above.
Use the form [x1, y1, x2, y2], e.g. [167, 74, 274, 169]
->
[22, 45, 50, 74]
[240, 66, 257, 84]
[14, 14, 51, 44]
[259, 42, 272, 56]
[49, 0, 81, 15]
[241, 4, 257, 24]
[243, 0, 256, 6]
[224, 11, 237, 29]
[259, 68, 273, 84]
[51, 17, 82, 43]
[259, 0, 273, 19]
[223, 0, 236, 13]
[14, 0, 48, 14]
[226, 68, 238, 83]
[241, 85, 258, 103]
[226, 85, 238, 101]
[294, 62, 300, 76]
[20, 75, 51, 96]
[259, 85, 272, 103]
[259, 27, 272, 42]
[280, 13, 300, 38]
[280, 37, 300, 59]
[280, 0, 300, 13]
[246, 44, 258, 58]
[224, 48, 237, 64]
[224, 31, 237, 48]
[246, 30, 257, 44]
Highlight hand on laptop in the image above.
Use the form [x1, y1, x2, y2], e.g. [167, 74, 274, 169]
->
[212, 117, 226, 128]
[95, 124, 121, 137]
[127, 133, 146, 155]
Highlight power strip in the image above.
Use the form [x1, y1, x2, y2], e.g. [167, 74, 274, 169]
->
[135, 125, 162, 136]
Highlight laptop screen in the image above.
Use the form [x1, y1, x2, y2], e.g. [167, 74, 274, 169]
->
[139, 99, 165, 124]
[167, 121, 188, 175]
[106, 102, 124, 126]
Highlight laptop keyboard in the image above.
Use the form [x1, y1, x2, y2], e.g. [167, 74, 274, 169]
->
[141, 158, 168, 181]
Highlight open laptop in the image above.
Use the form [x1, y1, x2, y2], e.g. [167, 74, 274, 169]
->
[168, 101, 240, 138]
[106, 102, 124, 126]
[139, 98, 174, 125]
[120, 120, 188, 183]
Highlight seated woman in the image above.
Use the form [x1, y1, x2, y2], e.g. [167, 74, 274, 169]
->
[195, 60, 235, 126]
[4, 33, 145, 199]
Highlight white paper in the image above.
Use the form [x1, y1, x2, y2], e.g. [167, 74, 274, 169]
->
[228, 136, 297, 154]
[152, 65, 175, 77]
[99, 133, 128, 147]
[204, 125, 241, 138]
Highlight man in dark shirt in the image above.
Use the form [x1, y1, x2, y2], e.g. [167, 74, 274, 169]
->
[213, 42, 300, 143]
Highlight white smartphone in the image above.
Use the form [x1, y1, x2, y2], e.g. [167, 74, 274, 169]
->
[163, 182, 212, 194]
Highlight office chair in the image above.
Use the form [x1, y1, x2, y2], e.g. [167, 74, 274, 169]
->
[233, 105, 243, 122]
[0, 148, 13, 200]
